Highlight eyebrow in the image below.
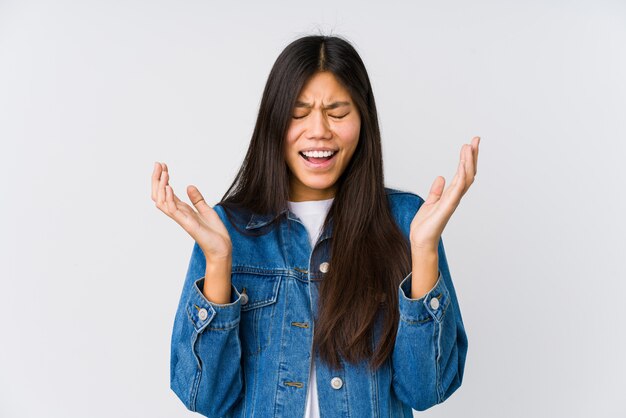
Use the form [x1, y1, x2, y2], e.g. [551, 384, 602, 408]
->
[294, 100, 351, 110]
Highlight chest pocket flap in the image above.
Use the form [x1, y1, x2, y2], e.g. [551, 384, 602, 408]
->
[231, 271, 282, 357]
[231, 271, 281, 310]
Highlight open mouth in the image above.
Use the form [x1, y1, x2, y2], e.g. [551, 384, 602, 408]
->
[299, 150, 338, 165]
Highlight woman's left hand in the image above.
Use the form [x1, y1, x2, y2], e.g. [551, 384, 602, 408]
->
[409, 136, 480, 252]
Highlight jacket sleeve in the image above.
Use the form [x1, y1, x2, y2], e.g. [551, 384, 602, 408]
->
[170, 240, 244, 417]
[391, 235, 469, 411]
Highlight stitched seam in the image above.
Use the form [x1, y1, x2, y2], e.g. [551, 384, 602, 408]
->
[399, 315, 433, 325]
[344, 358, 351, 418]
[371, 332, 380, 418]
[273, 257, 290, 418]
[232, 265, 290, 275]
[190, 354, 202, 411]
[435, 320, 443, 403]
[207, 321, 240, 331]
[188, 319, 202, 369]
[250, 338, 259, 416]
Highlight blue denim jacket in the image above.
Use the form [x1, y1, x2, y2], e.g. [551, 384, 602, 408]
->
[170, 188, 468, 417]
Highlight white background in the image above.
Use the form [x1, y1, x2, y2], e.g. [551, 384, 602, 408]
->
[1, 1, 625, 417]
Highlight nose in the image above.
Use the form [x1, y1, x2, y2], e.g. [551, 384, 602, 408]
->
[305, 110, 332, 140]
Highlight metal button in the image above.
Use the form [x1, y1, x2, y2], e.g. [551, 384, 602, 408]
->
[198, 308, 208, 321]
[330, 377, 343, 389]
[430, 297, 440, 310]
[319, 262, 330, 273]
[240, 292, 249, 305]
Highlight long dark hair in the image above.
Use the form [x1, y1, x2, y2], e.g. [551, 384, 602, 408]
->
[218, 34, 411, 372]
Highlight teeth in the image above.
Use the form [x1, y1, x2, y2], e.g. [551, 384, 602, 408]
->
[301, 150, 336, 158]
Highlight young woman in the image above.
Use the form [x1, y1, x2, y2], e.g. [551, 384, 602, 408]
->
[151, 34, 478, 417]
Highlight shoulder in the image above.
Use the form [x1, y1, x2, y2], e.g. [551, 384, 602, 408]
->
[211, 201, 278, 240]
[384, 186, 425, 212]
[384, 187, 425, 236]
[212, 202, 251, 228]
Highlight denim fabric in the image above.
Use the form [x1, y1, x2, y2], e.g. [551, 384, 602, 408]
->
[170, 187, 468, 417]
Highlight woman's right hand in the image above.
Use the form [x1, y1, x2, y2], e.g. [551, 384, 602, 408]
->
[151, 162, 232, 263]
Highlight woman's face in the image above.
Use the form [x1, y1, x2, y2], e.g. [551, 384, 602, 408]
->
[284, 71, 361, 201]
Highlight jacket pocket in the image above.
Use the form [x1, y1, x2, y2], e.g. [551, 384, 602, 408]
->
[231, 271, 281, 357]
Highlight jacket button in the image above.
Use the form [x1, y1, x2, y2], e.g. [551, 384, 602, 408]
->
[330, 377, 343, 389]
[319, 262, 330, 273]
[430, 297, 440, 310]
[198, 308, 208, 321]
[240, 292, 249, 305]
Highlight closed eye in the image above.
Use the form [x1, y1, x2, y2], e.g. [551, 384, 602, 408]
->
[292, 113, 349, 120]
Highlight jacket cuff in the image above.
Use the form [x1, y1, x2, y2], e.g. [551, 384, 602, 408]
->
[398, 270, 450, 324]
[186, 276, 242, 333]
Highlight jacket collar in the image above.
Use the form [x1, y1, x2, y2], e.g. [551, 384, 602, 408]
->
[243, 188, 400, 238]
[245, 210, 286, 229]
[245, 207, 334, 241]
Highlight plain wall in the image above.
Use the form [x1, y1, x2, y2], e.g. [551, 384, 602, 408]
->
[1, 0, 625, 417]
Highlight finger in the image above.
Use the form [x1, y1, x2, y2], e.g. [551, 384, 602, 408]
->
[463, 143, 475, 187]
[151, 161, 161, 201]
[454, 144, 472, 194]
[164, 176, 184, 205]
[473, 136, 480, 175]
[448, 157, 467, 200]
[165, 184, 188, 222]
[162, 162, 174, 199]
[424, 176, 445, 205]
[161, 163, 170, 185]
[187, 185, 214, 215]
[187, 185, 224, 226]
[159, 163, 184, 206]
[455, 158, 468, 198]
[164, 183, 175, 213]
[451, 152, 465, 187]
[157, 164, 168, 208]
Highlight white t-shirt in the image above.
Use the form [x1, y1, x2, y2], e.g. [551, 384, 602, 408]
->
[287, 197, 334, 418]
